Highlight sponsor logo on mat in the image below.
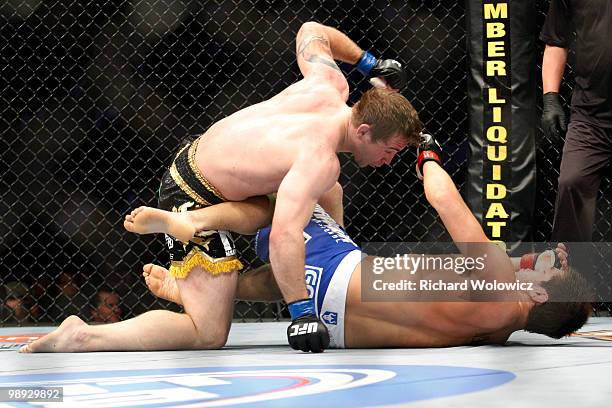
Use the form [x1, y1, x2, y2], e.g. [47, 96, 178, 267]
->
[0, 335, 45, 351]
[0, 365, 515, 407]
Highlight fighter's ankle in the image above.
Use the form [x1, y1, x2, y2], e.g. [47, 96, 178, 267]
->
[71, 324, 92, 349]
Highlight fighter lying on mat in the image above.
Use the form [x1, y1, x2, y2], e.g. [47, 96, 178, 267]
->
[20, 135, 592, 352]
[127, 136, 592, 348]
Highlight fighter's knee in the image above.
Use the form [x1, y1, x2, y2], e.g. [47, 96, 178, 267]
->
[193, 327, 229, 350]
[206, 335, 229, 350]
[188, 316, 230, 349]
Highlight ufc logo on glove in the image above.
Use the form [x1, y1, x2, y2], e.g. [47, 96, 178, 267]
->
[289, 322, 318, 336]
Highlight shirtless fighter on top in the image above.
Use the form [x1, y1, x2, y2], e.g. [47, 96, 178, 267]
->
[20, 135, 592, 353]
[74, 22, 423, 353]
[131, 136, 593, 348]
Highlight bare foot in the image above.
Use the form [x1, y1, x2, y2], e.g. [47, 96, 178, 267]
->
[19, 315, 88, 353]
[124, 206, 195, 242]
[143, 263, 183, 305]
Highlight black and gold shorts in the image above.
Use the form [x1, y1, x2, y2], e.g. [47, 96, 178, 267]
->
[158, 136, 243, 278]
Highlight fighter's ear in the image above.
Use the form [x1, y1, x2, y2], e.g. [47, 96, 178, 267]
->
[528, 284, 549, 304]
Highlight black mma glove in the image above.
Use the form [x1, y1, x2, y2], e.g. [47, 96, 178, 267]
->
[416, 132, 443, 180]
[542, 92, 567, 144]
[286, 298, 330, 353]
[356, 51, 407, 90]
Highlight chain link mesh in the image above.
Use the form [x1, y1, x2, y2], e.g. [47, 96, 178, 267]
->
[534, 1, 611, 314]
[1, 0, 609, 325]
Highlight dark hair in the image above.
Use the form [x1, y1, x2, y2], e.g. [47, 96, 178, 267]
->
[525, 267, 594, 339]
[351, 88, 422, 144]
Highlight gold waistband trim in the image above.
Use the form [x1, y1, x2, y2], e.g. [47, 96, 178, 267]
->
[169, 162, 212, 206]
[188, 137, 227, 201]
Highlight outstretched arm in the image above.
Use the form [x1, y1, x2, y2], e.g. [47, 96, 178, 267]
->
[423, 161, 489, 243]
[416, 134, 489, 244]
[422, 161, 515, 284]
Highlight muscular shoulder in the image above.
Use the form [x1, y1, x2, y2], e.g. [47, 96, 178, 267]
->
[307, 78, 348, 103]
[296, 146, 340, 182]
[306, 75, 349, 102]
[301, 145, 340, 169]
[277, 78, 348, 106]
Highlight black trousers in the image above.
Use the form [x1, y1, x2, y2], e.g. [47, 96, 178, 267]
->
[551, 120, 612, 241]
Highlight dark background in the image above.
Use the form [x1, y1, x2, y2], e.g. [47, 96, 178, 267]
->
[1, 0, 610, 324]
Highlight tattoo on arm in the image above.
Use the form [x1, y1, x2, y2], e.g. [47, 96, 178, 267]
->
[297, 35, 341, 72]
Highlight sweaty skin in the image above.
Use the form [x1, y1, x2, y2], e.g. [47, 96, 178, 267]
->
[127, 22, 409, 306]
[134, 189, 570, 349]
[139, 261, 514, 347]
[21, 23, 415, 354]
[138, 242, 568, 348]
[21, 161, 568, 353]
[194, 82, 346, 201]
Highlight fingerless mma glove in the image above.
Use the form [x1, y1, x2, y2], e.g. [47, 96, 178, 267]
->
[356, 51, 407, 89]
[416, 133, 443, 180]
[286, 298, 330, 353]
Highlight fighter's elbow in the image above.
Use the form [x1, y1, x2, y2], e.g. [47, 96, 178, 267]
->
[334, 78, 350, 101]
[299, 21, 322, 34]
[425, 185, 462, 209]
[425, 184, 454, 210]
[269, 225, 301, 249]
[327, 182, 343, 202]
[268, 227, 287, 249]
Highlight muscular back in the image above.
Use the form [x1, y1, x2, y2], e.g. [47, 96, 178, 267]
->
[195, 79, 348, 201]
[345, 260, 518, 348]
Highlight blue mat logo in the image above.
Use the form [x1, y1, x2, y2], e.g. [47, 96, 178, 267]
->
[0, 365, 515, 407]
